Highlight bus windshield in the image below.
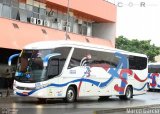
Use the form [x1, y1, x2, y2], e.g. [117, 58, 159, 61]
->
[15, 47, 71, 83]
[15, 49, 53, 83]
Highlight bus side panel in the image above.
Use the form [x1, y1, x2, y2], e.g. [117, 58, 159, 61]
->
[129, 69, 148, 95]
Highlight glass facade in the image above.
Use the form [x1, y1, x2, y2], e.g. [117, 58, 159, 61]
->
[0, 0, 93, 37]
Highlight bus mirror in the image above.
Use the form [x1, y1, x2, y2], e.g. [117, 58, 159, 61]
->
[8, 54, 20, 66]
[43, 53, 61, 66]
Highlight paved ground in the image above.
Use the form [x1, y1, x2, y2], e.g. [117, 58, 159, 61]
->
[0, 91, 160, 114]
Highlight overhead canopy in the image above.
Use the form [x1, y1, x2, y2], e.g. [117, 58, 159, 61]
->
[0, 18, 114, 50]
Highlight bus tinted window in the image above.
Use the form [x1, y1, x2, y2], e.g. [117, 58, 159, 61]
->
[47, 47, 71, 78]
[90, 50, 119, 68]
[129, 56, 147, 70]
[148, 65, 160, 73]
[68, 48, 90, 68]
[68, 48, 119, 69]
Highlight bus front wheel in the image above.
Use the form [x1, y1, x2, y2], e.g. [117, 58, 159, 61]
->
[64, 86, 76, 103]
[119, 86, 133, 100]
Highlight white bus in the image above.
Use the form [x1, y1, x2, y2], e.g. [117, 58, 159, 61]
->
[148, 63, 160, 90]
[9, 40, 148, 103]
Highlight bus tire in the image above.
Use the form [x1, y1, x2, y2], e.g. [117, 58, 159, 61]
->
[64, 86, 76, 103]
[119, 86, 133, 100]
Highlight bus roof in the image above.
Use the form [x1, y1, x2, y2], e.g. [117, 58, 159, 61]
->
[24, 40, 147, 58]
[148, 62, 160, 66]
[148, 63, 160, 68]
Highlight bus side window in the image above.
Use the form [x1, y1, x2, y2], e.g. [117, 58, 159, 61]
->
[68, 58, 80, 68]
[47, 47, 71, 77]
[68, 48, 120, 70]
[47, 58, 59, 79]
[129, 56, 147, 70]
[68, 48, 88, 69]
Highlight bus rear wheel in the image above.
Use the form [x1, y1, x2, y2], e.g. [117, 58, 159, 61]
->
[119, 86, 133, 100]
[64, 86, 76, 103]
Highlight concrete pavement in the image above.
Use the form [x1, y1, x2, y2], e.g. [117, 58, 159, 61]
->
[0, 91, 160, 114]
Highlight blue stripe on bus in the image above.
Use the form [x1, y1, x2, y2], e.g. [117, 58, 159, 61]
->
[16, 77, 147, 96]
[133, 83, 147, 91]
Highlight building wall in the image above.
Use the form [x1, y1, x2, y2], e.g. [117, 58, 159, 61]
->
[0, 0, 116, 49]
[92, 23, 116, 46]
[0, 17, 114, 49]
[47, 0, 116, 22]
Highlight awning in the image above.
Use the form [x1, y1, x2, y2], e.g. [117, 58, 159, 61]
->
[0, 17, 114, 50]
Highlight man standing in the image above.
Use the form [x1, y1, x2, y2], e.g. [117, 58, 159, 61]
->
[4, 68, 11, 97]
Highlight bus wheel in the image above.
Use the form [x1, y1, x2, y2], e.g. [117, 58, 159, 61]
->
[64, 86, 76, 103]
[119, 86, 133, 100]
[38, 98, 47, 103]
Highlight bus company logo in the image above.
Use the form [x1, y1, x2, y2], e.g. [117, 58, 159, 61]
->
[84, 66, 91, 77]
[110, 52, 129, 94]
